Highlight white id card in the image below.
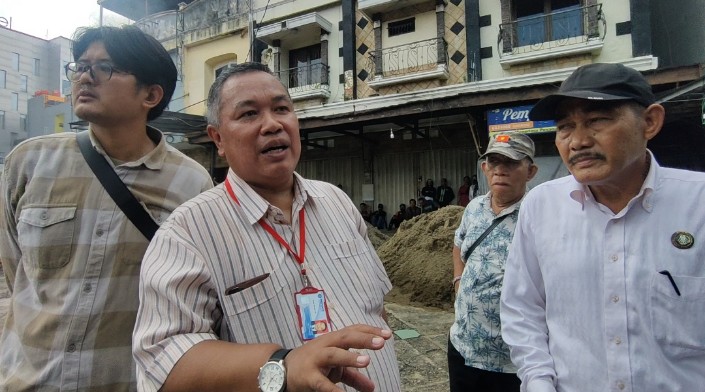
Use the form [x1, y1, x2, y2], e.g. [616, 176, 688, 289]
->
[294, 286, 331, 341]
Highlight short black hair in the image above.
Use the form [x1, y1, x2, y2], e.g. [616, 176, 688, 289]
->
[71, 25, 177, 121]
[206, 62, 287, 126]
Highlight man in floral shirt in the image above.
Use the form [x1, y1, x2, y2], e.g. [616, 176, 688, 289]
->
[448, 132, 538, 391]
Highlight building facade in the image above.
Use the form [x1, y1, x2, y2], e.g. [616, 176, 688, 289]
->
[101, 0, 705, 210]
[0, 26, 72, 161]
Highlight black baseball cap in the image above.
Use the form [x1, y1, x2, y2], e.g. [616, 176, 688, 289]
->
[529, 63, 656, 121]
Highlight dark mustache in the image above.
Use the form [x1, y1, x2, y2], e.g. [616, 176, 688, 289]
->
[568, 152, 606, 166]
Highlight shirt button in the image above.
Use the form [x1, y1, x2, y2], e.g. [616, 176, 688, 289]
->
[611, 254, 619, 262]
[612, 296, 619, 303]
[96, 229, 104, 237]
[40, 212, 48, 220]
[615, 337, 622, 345]
[617, 381, 625, 390]
[83, 283, 92, 293]
[67, 343, 76, 352]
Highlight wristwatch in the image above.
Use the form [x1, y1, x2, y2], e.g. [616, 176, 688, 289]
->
[258, 348, 292, 392]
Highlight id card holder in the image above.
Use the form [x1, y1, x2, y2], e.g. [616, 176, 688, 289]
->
[294, 286, 332, 341]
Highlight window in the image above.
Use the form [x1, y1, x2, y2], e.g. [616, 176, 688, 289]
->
[11, 53, 19, 71]
[0, 111, 5, 129]
[20, 114, 26, 132]
[10, 93, 18, 111]
[514, 0, 582, 46]
[0, 70, 5, 88]
[388, 18, 416, 37]
[20, 75, 28, 92]
[34, 58, 40, 76]
[288, 44, 322, 88]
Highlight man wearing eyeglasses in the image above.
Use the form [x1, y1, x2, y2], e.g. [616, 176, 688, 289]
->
[0, 26, 212, 390]
[448, 132, 537, 392]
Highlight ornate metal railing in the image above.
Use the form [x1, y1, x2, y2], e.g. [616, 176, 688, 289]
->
[276, 63, 330, 94]
[368, 37, 447, 78]
[498, 4, 605, 56]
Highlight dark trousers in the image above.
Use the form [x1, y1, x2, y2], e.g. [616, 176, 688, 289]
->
[447, 338, 521, 392]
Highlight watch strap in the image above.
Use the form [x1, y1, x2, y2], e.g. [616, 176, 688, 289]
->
[269, 348, 292, 362]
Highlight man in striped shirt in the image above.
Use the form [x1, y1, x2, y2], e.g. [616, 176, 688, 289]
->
[133, 63, 401, 392]
[0, 26, 213, 390]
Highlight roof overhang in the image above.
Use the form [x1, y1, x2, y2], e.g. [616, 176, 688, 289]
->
[98, 0, 190, 21]
[255, 13, 333, 46]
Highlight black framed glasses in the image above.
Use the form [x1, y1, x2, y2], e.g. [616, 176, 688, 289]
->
[64, 61, 129, 83]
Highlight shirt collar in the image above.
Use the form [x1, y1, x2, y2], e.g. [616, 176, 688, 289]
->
[480, 189, 527, 217]
[87, 125, 166, 170]
[568, 150, 658, 213]
[226, 170, 313, 225]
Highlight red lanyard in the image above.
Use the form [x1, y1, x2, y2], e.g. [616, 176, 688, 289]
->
[225, 178, 309, 284]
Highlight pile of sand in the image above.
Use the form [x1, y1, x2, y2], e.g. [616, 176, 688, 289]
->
[365, 224, 390, 249]
[377, 206, 464, 310]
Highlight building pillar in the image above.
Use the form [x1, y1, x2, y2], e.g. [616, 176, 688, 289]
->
[272, 39, 281, 74]
[373, 17, 383, 77]
[436, 1, 446, 65]
[320, 31, 329, 84]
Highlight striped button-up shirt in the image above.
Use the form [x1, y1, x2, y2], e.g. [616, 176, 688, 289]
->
[0, 128, 213, 391]
[134, 170, 401, 392]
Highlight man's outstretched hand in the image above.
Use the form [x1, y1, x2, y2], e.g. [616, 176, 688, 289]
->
[284, 324, 393, 392]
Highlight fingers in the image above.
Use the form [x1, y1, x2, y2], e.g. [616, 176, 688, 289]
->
[315, 324, 392, 351]
[285, 324, 390, 392]
[339, 367, 376, 392]
[290, 365, 374, 392]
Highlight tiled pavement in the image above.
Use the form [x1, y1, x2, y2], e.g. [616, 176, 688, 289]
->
[385, 302, 453, 392]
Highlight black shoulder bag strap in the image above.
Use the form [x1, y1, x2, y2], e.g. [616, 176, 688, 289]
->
[76, 131, 159, 240]
[463, 213, 509, 261]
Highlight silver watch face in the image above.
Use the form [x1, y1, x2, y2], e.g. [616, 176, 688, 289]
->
[258, 361, 286, 392]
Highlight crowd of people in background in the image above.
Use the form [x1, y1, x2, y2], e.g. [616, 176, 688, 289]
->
[360, 175, 479, 230]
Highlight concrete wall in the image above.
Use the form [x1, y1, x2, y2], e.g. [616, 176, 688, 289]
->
[183, 35, 249, 117]
[26, 97, 74, 139]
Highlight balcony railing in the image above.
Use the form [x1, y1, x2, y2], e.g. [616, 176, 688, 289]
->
[498, 4, 605, 56]
[276, 63, 330, 96]
[135, 10, 179, 43]
[369, 37, 447, 78]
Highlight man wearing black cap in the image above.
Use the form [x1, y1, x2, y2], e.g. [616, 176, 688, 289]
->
[500, 63, 705, 392]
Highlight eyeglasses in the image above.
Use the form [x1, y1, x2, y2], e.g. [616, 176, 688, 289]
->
[64, 61, 129, 83]
[485, 155, 524, 170]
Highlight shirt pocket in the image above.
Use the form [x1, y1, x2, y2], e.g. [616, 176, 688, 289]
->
[219, 266, 295, 344]
[18, 205, 77, 269]
[650, 273, 705, 357]
[327, 237, 387, 309]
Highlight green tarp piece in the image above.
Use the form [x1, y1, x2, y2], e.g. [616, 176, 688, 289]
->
[394, 329, 420, 340]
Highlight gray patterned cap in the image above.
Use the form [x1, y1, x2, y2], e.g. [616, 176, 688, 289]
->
[480, 132, 535, 162]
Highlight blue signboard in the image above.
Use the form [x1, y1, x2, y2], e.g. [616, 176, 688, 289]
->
[487, 105, 556, 136]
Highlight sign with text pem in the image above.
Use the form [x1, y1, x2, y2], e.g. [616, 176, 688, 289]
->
[487, 105, 556, 137]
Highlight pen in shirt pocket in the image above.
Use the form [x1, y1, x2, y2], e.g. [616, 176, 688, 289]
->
[225, 273, 270, 296]
[658, 270, 681, 296]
